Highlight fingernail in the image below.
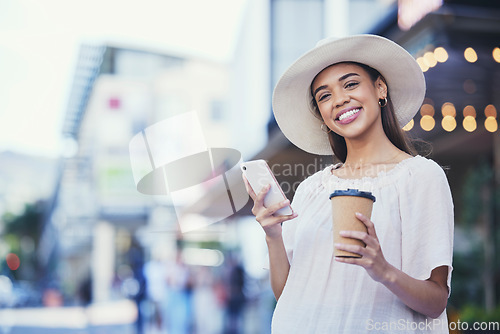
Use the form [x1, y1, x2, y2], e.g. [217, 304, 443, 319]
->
[339, 230, 347, 236]
[334, 243, 342, 248]
[355, 212, 362, 217]
[282, 199, 289, 205]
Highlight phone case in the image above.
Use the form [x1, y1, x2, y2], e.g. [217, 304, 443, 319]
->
[240, 160, 293, 216]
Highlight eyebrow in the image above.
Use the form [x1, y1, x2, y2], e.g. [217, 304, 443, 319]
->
[313, 72, 361, 97]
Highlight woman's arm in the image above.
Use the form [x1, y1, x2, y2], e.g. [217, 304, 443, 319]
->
[335, 213, 449, 318]
[382, 264, 448, 318]
[266, 233, 291, 300]
[243, 176, 297, 300]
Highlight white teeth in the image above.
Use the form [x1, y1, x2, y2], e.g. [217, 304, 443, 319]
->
[338, 108, 360, 121]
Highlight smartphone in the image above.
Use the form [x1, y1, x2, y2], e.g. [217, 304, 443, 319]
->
[240, 160, 293, 216]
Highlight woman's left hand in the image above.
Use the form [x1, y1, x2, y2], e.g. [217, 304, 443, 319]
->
[334, 212, 392, 283]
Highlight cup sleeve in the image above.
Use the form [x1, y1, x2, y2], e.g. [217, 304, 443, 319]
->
[399, 161, 454, 296]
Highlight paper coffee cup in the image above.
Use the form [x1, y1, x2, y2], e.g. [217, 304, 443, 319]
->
[329, 189, 376, 258]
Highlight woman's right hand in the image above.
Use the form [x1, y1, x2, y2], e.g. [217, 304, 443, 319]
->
[242, 174, 298, 240]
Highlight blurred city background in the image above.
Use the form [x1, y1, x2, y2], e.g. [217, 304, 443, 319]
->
[1, 0, 499, 333]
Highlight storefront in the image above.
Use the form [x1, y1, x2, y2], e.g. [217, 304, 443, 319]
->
[375, 0, 500, 313]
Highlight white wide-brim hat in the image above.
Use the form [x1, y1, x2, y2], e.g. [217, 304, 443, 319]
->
[272, 34, 426, 155]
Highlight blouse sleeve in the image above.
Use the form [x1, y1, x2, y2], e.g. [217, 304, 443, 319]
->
[399, 158, 454, 295]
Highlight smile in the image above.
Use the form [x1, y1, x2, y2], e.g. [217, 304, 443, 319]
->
[336, 108, 361, 123]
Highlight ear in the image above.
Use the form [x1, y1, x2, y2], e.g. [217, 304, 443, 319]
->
[375, 76, 388, 99]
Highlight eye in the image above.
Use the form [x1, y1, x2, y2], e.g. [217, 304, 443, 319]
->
[317, 93, 331, 102]
[345, 81, 359, 89]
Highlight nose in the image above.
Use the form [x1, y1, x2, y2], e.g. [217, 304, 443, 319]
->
[333, 90, 350, 108]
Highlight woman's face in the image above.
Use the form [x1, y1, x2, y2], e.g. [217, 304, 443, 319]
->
[311, 63, 387, 140]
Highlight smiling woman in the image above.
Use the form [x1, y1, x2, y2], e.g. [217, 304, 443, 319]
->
[308, 61, 414, 163]
[244, 34, 454, 333]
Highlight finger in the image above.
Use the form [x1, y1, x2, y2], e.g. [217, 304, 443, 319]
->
[339, 230, 377, 248]
[334, 242, 366, 257]
[266, 199, 291, 215]
[255, 183, 271, 204]
[251, 184, 271, 215]
[241, 174, 257, 200]
[256, 199, 297, 221]
[283, 212, 299, 221]
[256, 209, 297, 227]
[269, 212, 298, 225]
[355, 212, 378, 238]
[335, 256, 361, 264]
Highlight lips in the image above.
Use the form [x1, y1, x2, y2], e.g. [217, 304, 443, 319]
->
[335, 107, 361, 124]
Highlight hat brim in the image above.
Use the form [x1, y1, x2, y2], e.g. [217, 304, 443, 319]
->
[272, 34, 426, 155]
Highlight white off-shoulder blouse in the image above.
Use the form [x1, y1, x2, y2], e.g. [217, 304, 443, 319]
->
[271, 155, 454, 333]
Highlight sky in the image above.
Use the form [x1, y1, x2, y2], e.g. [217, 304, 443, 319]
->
[0, 0, 247, 157]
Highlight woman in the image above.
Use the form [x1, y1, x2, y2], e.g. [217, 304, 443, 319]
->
[243, 35, 454, 333]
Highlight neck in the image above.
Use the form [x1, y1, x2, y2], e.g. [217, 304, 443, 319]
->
[343, 127, 402, 167]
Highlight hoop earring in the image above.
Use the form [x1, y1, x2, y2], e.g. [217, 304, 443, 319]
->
[321, 123, 331, 133]
[379, 97, 387, 108]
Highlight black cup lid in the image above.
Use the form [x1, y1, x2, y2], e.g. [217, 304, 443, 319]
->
[329, 188, 376, 202]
